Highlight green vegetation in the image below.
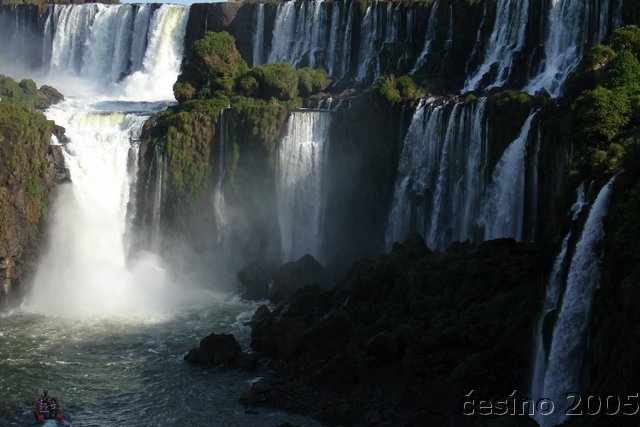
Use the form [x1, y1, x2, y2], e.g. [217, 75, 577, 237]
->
[572, 86, 631, 144]
[569, 25, 640, 171]
[373, 74, 425, 104]
[158, 32, 333, 208]
[0, 74, 62, 248]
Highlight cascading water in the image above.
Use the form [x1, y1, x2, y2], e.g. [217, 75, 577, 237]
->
[533, 176, 617, 427]
[214, 108, 231, 250]
[356, 2, 411, 83]
[530, 232, 571, 401]
[526, 0, 615, 97]
[267, 0, 327, 70]
[266, 0, 355, 82]
[530, 183, 590, 403]
[411, 0, 440, 73]
[252, 3, 265, 66]
[277, 111, 331, 263]
[25, 4, 190, 318]
[480, 112, 536, 241]
[463, 0, 529, 92]
[0, 4, 322, 425]
[385, 98, 491, 250]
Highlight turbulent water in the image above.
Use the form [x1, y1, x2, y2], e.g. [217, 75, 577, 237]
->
[0, 4, 319, 426]
[0, 298, 321, 426]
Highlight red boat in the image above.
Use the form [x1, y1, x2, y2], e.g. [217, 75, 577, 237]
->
[34, 390, 63, 423]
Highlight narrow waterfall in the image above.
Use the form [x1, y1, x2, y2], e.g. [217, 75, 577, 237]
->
[530, 183, 591, 401]
[252, 3, 265, 66]
[277, 111, 331, 263]
[411, 0, 440, 73]
[463, 0, 529, 92]
[385, 98, 490, 250]
[530, 232, 571, 400]
[480, 112, 536, 241]
[526, 0, 614, 97]
[214, 108, 230, 249]
[149, 144, 166, 250]
[25, 4, 190, 318]
[534, 175, 617, 427]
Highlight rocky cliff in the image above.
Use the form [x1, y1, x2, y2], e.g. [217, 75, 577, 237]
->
[0, 75, 67, 305]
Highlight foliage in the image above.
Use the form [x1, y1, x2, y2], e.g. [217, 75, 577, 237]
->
[373, 75, 400, 104]
[296, 68, 329, 98]
[580, 44, 616, 72]
[610, 25, 640, 57]
[0, 74, 60, 249]
[603, 50, 640, 93]
[246, 62, 299, 100]
[396, 75, 421, 99]
[174, 31, 248, 102]
[572, 86, 631, 145]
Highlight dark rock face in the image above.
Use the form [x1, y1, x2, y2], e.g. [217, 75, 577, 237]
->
[184, 332, 257, 370]
[245, 235, 544, 426]
[268, 253, 325, 304]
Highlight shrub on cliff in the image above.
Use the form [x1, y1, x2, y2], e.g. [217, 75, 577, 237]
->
[572, 86, 631, 144]
[604, 49, 640, 94]
[373, 75, 400, 104]
[610, 25, 640, 57]
[296, 68, 329, 98]
[245, 63, 299, 100]
[174, 31, 248, 102]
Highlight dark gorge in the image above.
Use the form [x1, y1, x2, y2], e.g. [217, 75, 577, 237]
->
[0, 0, 639, 426]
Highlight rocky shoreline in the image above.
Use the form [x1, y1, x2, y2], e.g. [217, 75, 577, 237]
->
[187, 236, 544, 426]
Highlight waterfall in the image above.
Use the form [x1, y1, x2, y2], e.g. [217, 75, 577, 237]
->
[252, 3, 265, 66]
[385, 98, 490, 250]
[411, 0, 440, 73]
[268, 0, 328, 70]
[463, 0, 529, 92]
[530, 182, 591, 401]
[24, 4, 191, 318]
[214, 108, 230, 248]
[277, 111, 331, 263]
[44, 3, 187, 100]
[355, 3, 410, 83]
[533, 175, 617, 427]
[526, 0, 613, 97]
[149, 144, 166, 250]
[481, 112, 536, 241]
[530, 232, 572, 401]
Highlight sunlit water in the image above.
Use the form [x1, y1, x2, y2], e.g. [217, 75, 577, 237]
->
[0, 294, 319, 426]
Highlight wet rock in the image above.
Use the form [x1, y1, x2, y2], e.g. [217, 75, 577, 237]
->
[268, 254, 325, 304]
[237, 258, 275, 300]
[184, 333, 256, 370]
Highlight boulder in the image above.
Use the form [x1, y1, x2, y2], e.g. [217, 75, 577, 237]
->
[184, 333, 256, 370]
[237, 258, 275, 300]
[268, 254, 325, 303]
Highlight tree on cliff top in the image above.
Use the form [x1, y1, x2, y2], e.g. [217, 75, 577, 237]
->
[174, 31, 248, 103]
